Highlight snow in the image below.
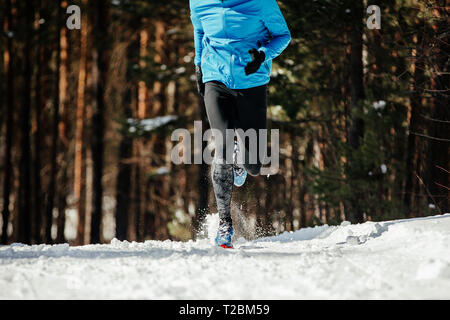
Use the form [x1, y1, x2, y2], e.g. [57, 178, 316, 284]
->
[0, 213, 449, 299]
[373, 100, 386, 110]
[127, 115, 177, 133]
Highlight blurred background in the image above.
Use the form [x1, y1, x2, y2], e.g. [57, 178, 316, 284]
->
[0, 0, 448, 245]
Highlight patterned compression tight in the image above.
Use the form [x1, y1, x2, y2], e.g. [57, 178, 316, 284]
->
[204, 81, 267, 223]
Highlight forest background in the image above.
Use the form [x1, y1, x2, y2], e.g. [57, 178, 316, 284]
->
[0, 0, 448, 245]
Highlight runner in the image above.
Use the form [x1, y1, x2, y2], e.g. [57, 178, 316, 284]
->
[190, 0, 291, 248]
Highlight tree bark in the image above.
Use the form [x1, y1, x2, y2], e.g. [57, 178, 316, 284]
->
[348, 3, 365, 150]
[56, 11, 70, 244]
[45, 0, 62, 244]
[90, 0, 110, 243]
[1, 0, 15, 244]
[33, 0, 45, 244]
[74, 0, 88, 245]
[114, 40, 135, 240]
[404, 25, 425, 217]
[18, 0, 34, 244]
[347, 0, 365, 223]
[0, 0, 4, 131]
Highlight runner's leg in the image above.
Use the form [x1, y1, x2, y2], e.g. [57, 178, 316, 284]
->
[204, 81, 237, 223]
[235, 84, 268, 176]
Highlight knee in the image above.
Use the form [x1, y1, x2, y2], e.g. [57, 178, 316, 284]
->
[212, 161, 233, 180]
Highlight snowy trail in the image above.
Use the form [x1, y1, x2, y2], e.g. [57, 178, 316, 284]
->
[1, 214, 449, 299]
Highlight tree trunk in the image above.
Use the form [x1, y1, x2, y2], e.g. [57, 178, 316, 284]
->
[56, 162, 68, 244]
[56, 12, 70, 244]
[33, 0, 45, 244]
[347, 0, 365, 223]
[18, 0, 34, 244]
[404, 25, 425, 217]
[134, 156, 142, 241]
[56, 172, 68, 244]
[150, 20, 170, 240]
[291, 129, 299, 229]
[0, 1, 4, 131]
[74, 0, 88, 245]
[45, 0, 62, 244]
[114, 40, 134, 240]
[1, 0, 15, 244]
[90, 0, 110, 244]
[348, 1, 365, 150]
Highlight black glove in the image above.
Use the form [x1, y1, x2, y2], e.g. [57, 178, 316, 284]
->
[195, 65, 205, 97]
[245, 49, 266, 75]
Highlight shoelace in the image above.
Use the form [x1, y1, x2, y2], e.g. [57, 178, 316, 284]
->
[233, 140, 245, 176]
[234, 165, 245, 177]
[218, 222, 232, 237]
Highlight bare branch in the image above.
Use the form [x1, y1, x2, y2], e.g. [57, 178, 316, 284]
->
[420, 114, 450, 124]
[411, 132, 450, 142]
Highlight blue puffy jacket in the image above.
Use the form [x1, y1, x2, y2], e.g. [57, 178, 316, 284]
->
[190, 0, 291, 89]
